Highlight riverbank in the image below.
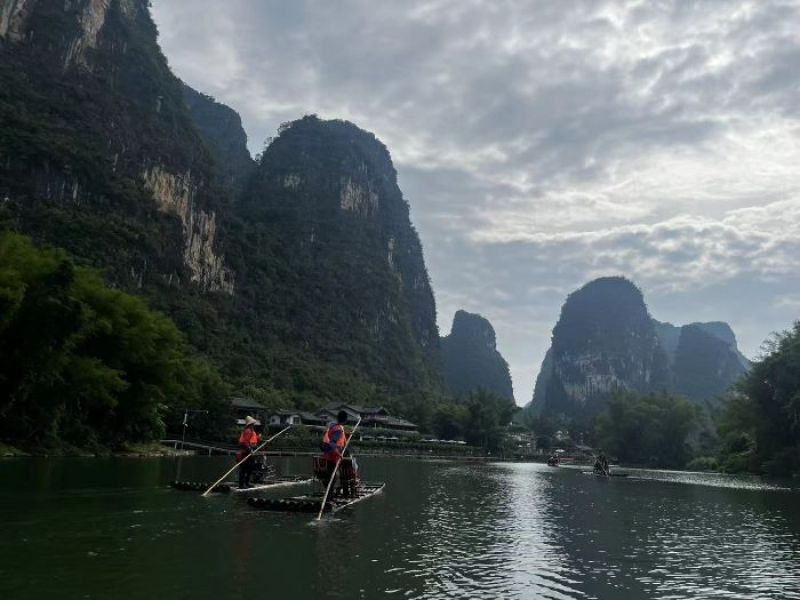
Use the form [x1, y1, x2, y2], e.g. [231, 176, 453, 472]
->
[0, 442, 28, 457]
[0, 441, 190, 459]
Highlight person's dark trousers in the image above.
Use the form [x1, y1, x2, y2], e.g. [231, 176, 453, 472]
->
[321, 460, 337, 493]
[238, 452, 253, 488]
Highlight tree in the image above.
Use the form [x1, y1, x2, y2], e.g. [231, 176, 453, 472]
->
[432, 403, 468, 440]
[462, 389, 517, 451]
[595, 391, 698, 467]
[717, 323, 800, 476]
[0, 232, 227, 450]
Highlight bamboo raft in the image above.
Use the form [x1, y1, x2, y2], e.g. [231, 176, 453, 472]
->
[248, 482, 385, 513]
[171, 475, 313, 494]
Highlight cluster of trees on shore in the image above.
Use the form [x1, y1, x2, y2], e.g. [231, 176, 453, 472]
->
[715, 324, 800, 477]
[594, 391, 697, 468]
[0, 233, 229, 452]
[429, 389, 518, 451]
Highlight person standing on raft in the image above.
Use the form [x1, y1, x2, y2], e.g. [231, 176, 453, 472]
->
[237, 416, 260, 489]
[320, 410, 348, 488]
[594, 450, 610, 476]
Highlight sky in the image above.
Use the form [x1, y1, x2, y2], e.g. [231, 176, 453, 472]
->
[152, 0, 800, 405]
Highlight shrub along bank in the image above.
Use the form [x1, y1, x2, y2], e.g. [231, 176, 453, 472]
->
[0, 232, 229, 452]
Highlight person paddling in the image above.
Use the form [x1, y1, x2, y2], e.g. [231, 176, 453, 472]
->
[594, 450, 610, 476]
[237, 416, 260, 489]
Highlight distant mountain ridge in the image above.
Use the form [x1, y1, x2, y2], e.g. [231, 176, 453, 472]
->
[527, 277, 750, 421]
[441, 310, 514, 401]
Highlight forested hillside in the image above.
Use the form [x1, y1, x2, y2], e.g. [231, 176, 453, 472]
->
[0, 0, 451, 447]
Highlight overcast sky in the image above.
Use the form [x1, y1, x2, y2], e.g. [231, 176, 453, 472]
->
[152, 0, 800, 404]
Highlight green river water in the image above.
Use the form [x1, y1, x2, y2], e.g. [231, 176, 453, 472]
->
[1, 456, 799, 599]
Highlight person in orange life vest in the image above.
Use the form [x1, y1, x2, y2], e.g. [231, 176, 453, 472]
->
[237, 416, 260, 489]
[319, 410, 348, 488]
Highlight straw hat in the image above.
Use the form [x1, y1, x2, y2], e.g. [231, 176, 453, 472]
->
[245, 416, 257, 426]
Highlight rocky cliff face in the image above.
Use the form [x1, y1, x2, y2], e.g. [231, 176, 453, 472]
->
[235, 116, 441, 395]
[0, 0, 33, 41]
[0, 1, 444, 405]
[655, 320, 750, 403]
[527, 277, 750, 421]
[528, 277, 670, 420]
[0, 0, 232, 294]
[441, 310, 514, 401]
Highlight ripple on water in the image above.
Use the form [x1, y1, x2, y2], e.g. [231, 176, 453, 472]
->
[381, 463, 800, 599]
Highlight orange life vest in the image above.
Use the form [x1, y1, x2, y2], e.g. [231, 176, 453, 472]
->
[321, 423, 345, 455]
[239, 426, 259, 447]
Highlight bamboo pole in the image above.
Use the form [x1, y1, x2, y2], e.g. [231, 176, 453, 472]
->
[316, 417, 361, 520]
[200, 424, 292, 497]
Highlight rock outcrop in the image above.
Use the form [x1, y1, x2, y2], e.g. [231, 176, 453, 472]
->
[0, 0, 232, 294]
[236, 115, 441, 394]
[0, 1, 444, 405]
[441, 310, 514, 401]
[142, 166, 233, 293]
[0, 0, 34, 41]
[655, 320, 750, 403]
[528, 277, 670, 420]
[527, 277, 750, 421]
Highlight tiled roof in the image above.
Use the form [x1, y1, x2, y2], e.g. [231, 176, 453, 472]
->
[271, 409, 301, 416]
[367, 415, 418, 428]
[299, 411, 326, 422]
[324, 403, 388, 416]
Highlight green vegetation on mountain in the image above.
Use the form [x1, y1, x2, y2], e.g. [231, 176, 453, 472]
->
[0, 0, 228, 293]
[0, 232, 228, 451]
[228, 115, 443, 405]
[716, 323, 800, 477]
[441, 310, 514, 401]
[0, 1, 455, 444]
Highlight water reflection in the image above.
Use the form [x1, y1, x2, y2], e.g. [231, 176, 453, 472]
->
[1, 457, 799, 599]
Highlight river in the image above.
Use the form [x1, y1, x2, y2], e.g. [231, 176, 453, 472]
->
[1, 456, 798, 599]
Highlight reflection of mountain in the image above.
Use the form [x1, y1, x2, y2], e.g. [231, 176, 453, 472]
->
[527, 277, 750, 420]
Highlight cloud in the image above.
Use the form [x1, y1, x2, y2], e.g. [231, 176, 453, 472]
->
[152, 0, 800, 403]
